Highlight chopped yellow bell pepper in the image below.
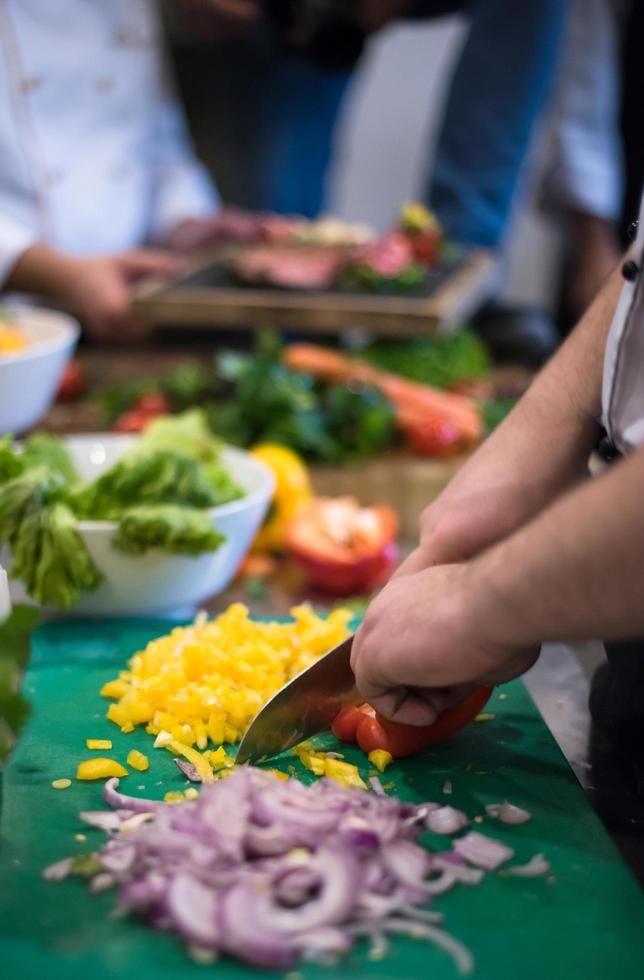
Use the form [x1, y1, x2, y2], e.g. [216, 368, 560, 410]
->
[127, 749, 149, 772]
[324, 757, 367, 789]
[368, 749, 393, 773]
[294, 744, 367, 789]
[269, 770, 289, 781]
[51, 778, 71, 790]
[76, 758, 128, 781]
[100, 604, 351, 756]
[86, 739, 112, 750]
[164, 791, 185, 803]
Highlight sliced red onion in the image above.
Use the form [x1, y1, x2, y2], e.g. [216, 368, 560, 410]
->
[79, 810, 123, 832]
[507, 854, 551, 878]
[166, 873, 220, 947]
[42, 857, 73, 881]
[174, 759, 202, 783]
[385, 919, 475, 975]
[426, 806, 469, 836]
[381, 839, 431, 890]
[90, 872, 116, 893]
[58, 769, 488, 972]
[103, 778, 161, 814]
[484, 802, 532, 826]
[453, 832, 514, 870]
[369, 775, 385, 796]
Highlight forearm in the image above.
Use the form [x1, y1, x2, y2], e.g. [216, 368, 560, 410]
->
[5, 244, 79, 299]
[471, 262, 621, 482]
[476, 445, 644, 645]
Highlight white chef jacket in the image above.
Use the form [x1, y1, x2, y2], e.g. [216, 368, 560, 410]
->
[602, 194, 644, 452]
[0, 0, 218, 286]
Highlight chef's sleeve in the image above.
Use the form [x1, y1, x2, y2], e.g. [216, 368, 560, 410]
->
[0, 210, 40, 289]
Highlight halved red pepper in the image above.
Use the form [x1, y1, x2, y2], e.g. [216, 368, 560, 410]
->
[287, 497, 398, 596]
[332, 687, 493, 759]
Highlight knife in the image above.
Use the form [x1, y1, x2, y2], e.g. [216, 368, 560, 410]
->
[235, 635, 361, 765]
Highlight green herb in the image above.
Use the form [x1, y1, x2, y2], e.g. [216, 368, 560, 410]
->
[363, 331, 490, 388]
[208, 333, 395, 464]
[0, 605, 39, 766]
[113, 505, 225, 556]
[341, 262, 425, 293]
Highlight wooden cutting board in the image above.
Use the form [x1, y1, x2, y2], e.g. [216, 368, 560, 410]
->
[1, 617, 643, 980]
[132, 248, 498, 337]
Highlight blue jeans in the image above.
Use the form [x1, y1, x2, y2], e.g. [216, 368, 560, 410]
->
[203, 1, 568, 243]
[427, 0, 568, 246]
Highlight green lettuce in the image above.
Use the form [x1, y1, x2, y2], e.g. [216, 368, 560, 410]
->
[113, 505, 225, 556]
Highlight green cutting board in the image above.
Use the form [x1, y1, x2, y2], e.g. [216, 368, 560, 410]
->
[1, 618, 643, 980]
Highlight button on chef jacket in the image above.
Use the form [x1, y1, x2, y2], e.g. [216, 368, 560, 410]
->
[0, 0, 218, 286]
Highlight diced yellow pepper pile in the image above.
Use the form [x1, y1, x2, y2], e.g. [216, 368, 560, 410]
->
[294, 744, 367, 789]
[101, 604, 352, 751]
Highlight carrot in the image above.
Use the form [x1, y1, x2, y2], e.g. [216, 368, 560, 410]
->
[283, 344, 482, 450]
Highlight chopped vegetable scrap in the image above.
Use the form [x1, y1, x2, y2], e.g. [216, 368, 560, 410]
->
[86, 739, 112, 750]
[126, 750, 149, 772]
[51, 778, 71, 790]
[101, 604, 352, 751]
[294, 744, 366, 789]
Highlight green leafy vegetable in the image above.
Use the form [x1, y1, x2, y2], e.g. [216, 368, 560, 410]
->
[363, 331, 490, 389]
[137, 410, 224, 465]
[20, 433, 78, 485]
[113, 505, 225, 556]
[0, 604, 39, 767]
[0, 435, 26, 484]
[208, 333, 395, 464]
[73, 450, 227, 519]
[10, 501, 103, 608]
[341, 262, 426, 292]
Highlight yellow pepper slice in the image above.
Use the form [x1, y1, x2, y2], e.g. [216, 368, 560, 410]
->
[368, 749, 393, 773]
[51, 778, 71, 790]
[324, 758, 367, 789]
[127, 749, 149, 772]
[86, 739, 113, 750]
[76, 758, 128, 781]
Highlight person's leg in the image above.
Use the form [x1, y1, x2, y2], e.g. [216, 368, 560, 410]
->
[427, 0, 569, 247]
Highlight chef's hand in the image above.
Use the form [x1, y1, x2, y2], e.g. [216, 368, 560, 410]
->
[61, 250, 180, 341]
[163, 209, 260, 254]
[350, 559, 539, 726]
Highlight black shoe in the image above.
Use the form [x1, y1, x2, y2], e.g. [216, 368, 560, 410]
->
[472, 304, 561, 369]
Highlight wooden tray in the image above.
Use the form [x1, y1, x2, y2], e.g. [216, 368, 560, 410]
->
[132, 246, 498, 337]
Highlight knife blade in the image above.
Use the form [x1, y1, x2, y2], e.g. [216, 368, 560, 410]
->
[235, 635, 361, 765]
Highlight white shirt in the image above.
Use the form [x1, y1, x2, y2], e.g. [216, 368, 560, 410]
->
[602, 194, 644, 452]
[0, 0, 218, 285]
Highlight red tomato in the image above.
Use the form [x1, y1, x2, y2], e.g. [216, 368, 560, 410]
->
[397, 408, 463, 457]
[408, 228, 442, 265]
[331, 705, 373, 743]
[113, 410, 152, 433]
[56, 359, 86, 402]
[287, 498, 398, 596]
[135, 392, 172, 415]
[355, 687, 493, 758]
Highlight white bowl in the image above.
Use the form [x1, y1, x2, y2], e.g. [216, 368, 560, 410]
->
[5, 434, 275, 617]
[0, 307, 80, 435]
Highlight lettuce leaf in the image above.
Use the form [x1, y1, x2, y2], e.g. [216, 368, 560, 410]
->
[20, 433, 78, 485]
[74, 449, 236, 519]
[137, 410, 223, 464]
[113, 505, 225, 556]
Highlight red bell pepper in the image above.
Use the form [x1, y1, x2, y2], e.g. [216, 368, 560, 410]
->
[332, 687, 493, 759]
[287, 497, 398, 595]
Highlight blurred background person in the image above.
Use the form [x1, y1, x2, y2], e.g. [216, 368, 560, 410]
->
[0, 0, 223, 338]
